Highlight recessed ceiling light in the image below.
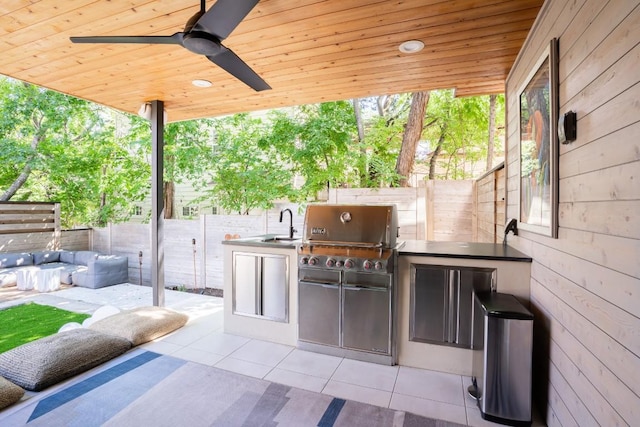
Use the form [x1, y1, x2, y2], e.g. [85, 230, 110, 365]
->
[399, 40, 424, 54]
[192, 79, 212, 88]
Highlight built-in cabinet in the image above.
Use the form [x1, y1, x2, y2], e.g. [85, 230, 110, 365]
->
[233, 252, 288, 322]
[398, 241, 532, 376]
[223, 239, 298, 346]
[410, 265, 495, 348]
[222, 239, 531, 371]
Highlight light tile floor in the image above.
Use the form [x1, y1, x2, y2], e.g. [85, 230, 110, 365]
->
[1, 284, 544, 426]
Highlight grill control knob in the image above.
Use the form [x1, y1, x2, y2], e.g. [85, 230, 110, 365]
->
[308, 257, 319, 266]
[299, 257, 308, 265]
[374, 261, 384, 271]
[344, 259, 354, 269]
[335, 260, 344, 268]
[326, 258, 336, 268]
[363, 260, 373, 270]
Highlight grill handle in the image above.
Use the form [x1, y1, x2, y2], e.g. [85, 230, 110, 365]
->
[299, 279, 340, 289]
[303, 240, 384, 248]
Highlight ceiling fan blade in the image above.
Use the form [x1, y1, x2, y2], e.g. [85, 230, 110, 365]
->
[207, 47, 270, 91]
[70, 33, 184, 45]
[194, 0, 259, 41]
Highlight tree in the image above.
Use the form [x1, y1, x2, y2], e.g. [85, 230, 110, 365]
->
[198, 113, 295, 214]
[352, 98, 368, 185]
[421, 90, 504, 180]
[0, 77, 151, 227]
[162, 119, 215, 218]
[395, 91, 430, 187]
[293, 101, 358, 195]
[356, 94, 410, 187]
[2, 76, 506, 224]
[486, 94, 497, 170]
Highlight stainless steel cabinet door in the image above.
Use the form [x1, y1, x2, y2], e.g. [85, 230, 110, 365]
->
[233, 252, 288, 322]
[298, 281, 340, 346]
[411, 266, 448, 343]
[262, 255, 287, 321]
[342, 285, 390, 354]
[233, 253, 259, 315]
[410, 265, 495, 348]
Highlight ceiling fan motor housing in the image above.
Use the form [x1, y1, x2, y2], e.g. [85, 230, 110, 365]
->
[182, 32, 222, 56]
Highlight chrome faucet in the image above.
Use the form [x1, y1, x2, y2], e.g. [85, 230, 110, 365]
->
[279, 208, 297, 239]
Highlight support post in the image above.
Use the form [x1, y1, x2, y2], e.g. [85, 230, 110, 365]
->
[150, 100, 165, 306]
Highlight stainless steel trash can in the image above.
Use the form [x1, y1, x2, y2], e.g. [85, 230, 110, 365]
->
[468, 292, 533, 426]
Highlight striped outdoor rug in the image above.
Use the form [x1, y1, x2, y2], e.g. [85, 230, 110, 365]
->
[0, 349, 463, 426]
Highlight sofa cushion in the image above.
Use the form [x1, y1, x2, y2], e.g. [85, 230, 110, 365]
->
[0, 328, 132, 391]
[89, 306, 188, 346]
[0, 376, 25, 410]
[59, 250, 75, 264]
[0, 253, 33, 269]
[32, 250, 61, 265]
[74, 251, 100, 266]
[72, 256, 128, 289]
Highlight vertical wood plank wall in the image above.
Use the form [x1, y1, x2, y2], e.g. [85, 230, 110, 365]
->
[505, 1, 640, 425]
[474, 164, 506, 243]
[426, 180, 474, 241]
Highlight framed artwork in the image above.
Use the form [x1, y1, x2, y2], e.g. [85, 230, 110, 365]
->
[518, 38, 559, 238]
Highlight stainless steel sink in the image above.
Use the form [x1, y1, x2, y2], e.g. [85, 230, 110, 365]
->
[262, 236, 300, 242]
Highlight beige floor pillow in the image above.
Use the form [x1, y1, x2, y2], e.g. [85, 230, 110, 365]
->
[0, 376, 25, 410]
[0, 329, 132, 391]
[89, 306, 188, 346]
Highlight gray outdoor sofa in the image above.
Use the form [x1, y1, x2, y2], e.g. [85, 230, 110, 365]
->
[0, 250, 128, 289]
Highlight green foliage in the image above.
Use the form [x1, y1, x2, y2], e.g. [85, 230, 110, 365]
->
[0, 77, 150, 227]
[197, 113, 295, 214]
[164, 119, 215, 183]
[1, 75, 504, 223]
[292, 101, 359, 197]
[360, 114, 405, 187]
[421, 90, 505, 180]
[0, 302, 90, 353]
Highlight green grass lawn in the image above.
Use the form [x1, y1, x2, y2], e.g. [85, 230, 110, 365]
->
[0, 302, 91, 353]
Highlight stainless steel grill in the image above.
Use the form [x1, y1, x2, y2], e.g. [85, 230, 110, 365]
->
[297, 204, 401, 365]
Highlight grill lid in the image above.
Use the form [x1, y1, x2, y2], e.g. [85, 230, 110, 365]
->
[302, 204, 398, 248]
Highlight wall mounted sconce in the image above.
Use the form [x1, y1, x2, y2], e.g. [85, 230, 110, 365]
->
[558, 110, 577, 144]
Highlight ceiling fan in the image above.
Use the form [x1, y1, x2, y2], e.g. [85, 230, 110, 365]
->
[70, 0, 270, 92]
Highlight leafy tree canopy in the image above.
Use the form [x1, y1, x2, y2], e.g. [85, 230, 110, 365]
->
[0, 77, 150, 227]
[421, 90, 505, 179]
[1, 76, 505, 223]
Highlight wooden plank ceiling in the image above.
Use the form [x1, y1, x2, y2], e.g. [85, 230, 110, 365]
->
[0, 0, 543, 122]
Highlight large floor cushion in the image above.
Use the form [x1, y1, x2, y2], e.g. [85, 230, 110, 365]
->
[89, 306, 188, 346]
[0, 376, 25, 410]
[0, 329, 132, 391]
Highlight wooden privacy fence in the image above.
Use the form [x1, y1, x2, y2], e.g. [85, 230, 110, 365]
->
[0, 202, 61, 252]
[2, 169, 506, 289]
[92, 204, 305, 289]
[473, 163, 506, 243]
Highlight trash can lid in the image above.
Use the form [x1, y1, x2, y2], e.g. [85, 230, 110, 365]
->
[475, 292, 533, 320]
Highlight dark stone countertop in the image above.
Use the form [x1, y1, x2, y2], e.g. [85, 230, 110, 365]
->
[398, 240, 532, 262]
